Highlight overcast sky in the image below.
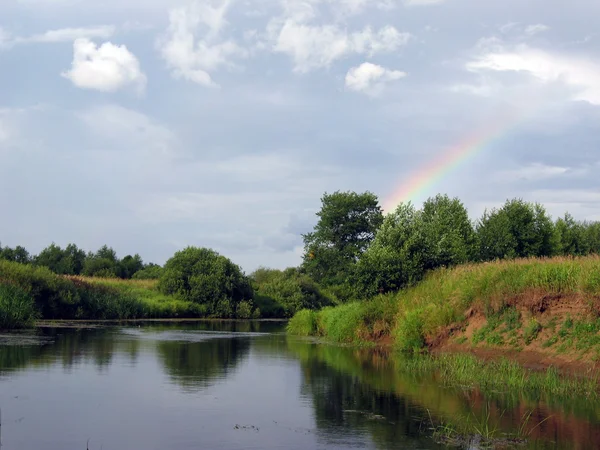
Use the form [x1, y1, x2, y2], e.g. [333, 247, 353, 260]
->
[1, 0, 599, 272]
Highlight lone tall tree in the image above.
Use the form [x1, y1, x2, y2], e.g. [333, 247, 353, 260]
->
[302, 191, 383, 287]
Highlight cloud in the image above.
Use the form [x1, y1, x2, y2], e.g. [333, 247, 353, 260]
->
[22, 26, 116, 43]
[345, 62, 406, 94]
[404, 0, 446, 5]
[78, 104, 176, 157]
[0, 28, 11, 49]
[157, 0, 246, 87]
[492, 163, 576, 182]
[271, 22, 410, 72]
[524, 24, 550, 37]
[61, 38, 147, 93]
[467, 43, 600, 105]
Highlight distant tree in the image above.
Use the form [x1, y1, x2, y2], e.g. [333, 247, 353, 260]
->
[158, 247, 253, 316]
[35, 243, 85, 275]
[132, 263, 164, 280]
[118, 254, 144, 279]
[82, 245, 120, 277]
[477, 199, 557, 261]
[0, 244, 31, 264]
[95, 245, 118, 263]
[302, 191, 383, 289]
[555, 213, 588, 256]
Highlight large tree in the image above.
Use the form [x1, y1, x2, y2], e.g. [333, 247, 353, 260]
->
[302, 191, 383, 287]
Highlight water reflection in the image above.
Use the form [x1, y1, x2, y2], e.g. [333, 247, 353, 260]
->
[1, 323, 600, 450]
[158, 338, 250, 391]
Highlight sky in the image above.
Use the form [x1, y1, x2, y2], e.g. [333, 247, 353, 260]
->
[1, 0, 599, 272]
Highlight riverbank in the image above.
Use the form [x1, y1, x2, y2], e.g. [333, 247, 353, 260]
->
[288, 256, 600, 373]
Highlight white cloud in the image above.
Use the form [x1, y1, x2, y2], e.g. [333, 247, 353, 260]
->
[62, 38, 147, 93]
[467, 44, 600, 105]
[404, 0, 446, 5]
[345, 62, 406, 94]
[524, 24, 550, 37]
[271, 22, 410, 72]
[23, 26, 115, 43]
[492, 163, 574, 182]
[157, 0, 246, 87]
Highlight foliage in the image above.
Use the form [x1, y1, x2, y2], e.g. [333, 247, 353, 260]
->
[34, 243, 86, 275]
[477, 199, 557, 261]
[132, 263, 164, 280]
[0, 283, 38, 329]
[250, 267, 331, 317]
[355, 196, 476, 298]
[302, 191, 383, 291]
[159, 247, 254, 316]
[0, 243, 31, 264]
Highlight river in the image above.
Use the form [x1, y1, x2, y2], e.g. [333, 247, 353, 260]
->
[0, 322, 598, 449]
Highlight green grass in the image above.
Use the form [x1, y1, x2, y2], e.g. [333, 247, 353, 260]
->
[0, 283, 38, 329]
[403, 353, 599, 399]
[288, 255, 600, 358]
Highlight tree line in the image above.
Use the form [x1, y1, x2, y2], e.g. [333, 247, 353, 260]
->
[0, 243, 162, 280]
[2, 191, 599, 322]
[300, 192, 600, 300]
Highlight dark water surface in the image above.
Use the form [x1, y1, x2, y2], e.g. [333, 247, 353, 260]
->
[0, 322, 598, 449]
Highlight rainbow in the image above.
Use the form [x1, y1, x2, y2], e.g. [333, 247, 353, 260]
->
[382, 109, 532, 213]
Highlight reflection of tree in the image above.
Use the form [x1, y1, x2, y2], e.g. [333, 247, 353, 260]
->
[0, 328, 140, 374]
[293, 342, 436, 450]
[157, 337, 251, 392]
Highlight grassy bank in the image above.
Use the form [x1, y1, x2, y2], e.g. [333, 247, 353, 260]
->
[0, 260, 207, 328]
[288, 256, 600, 361]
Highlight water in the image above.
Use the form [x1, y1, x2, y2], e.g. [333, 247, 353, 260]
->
[0, 322, 598, 449]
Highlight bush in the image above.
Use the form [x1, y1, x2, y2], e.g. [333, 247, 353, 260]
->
[132, 264, 164, 280]
[159, 247, 254, 316]
[0, 283, 38, 329]
[287, 309, 318, 336]
[251, 267, 331, 317]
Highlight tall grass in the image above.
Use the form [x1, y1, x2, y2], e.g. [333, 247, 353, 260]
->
[0, 283, 38, 329]
[288, 255, 600, 354]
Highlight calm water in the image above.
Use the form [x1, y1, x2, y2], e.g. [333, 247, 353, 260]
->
[0, 322, 599, 450]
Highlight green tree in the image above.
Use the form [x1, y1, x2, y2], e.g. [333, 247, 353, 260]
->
[35, 243, 85, 275]
[555, 213, 588, 256]
[420, 194, 477, 270]
[132, 263, 164, 280]
[302, 191, 383, 288]
[354, 203, 425, 297]
[477, 199, 557, 261]
[158, 247, 253, 316]
[118, 254, 144, 279]
[0, 244, 31, 264]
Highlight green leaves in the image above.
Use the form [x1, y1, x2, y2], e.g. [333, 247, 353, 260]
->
[158, 246, 254, 317]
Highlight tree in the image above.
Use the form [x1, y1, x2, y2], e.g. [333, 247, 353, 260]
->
[420, 194, 477, 270]
[132, 263, 164, 280]
[35, 243, 86, 275]
[555, 213, 588, 256]
[118, 254, 144, 279]
[158, 247, 253, 316]
[477, 199, 557, 261]
[354, 202, 426, 297]
[302, 191, 383, 287]
[0, 244, 31, 264]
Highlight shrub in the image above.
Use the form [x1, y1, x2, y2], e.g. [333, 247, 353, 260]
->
[251, 267, 331, 317]
[159, 247, 253, 316]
